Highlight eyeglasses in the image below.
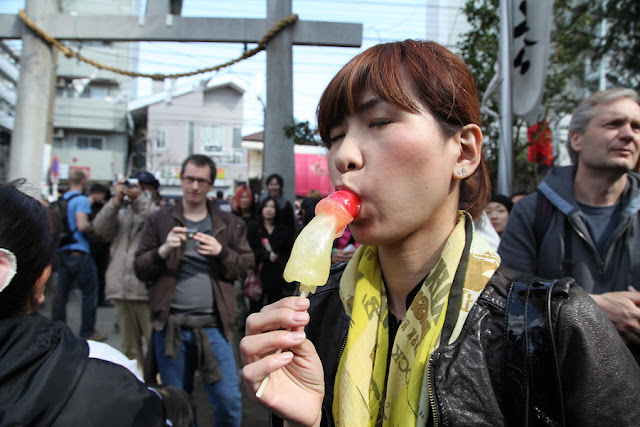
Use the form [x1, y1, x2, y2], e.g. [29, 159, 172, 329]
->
[181, 175, 213, 186]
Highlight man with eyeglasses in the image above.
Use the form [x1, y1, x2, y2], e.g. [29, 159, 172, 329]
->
[135, 154, 254, 426]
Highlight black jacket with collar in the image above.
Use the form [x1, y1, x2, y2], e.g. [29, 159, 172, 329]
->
[284, 263, 640, 426]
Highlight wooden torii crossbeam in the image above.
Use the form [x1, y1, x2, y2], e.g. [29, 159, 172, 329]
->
[0, 0, 362, 200]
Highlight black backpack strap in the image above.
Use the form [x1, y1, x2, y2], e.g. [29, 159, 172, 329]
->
[504, 276, 566, 427]
[561, 217, 573, 278]
[64, 193, 81, 233]
[534, 192, 571, 278]
[533, 192, 547, 252]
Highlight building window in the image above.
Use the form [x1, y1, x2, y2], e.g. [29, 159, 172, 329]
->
[75, 135, 104, 150]
[79, 85, 108, 100]
[154, 130, 167, 150]
[232, 127, 242, 149]
[201, 124, 223, 152]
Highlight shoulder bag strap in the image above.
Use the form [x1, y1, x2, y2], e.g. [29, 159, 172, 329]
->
[504, 276, 566, 427]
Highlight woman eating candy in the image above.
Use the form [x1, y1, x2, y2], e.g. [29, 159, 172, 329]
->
[239, 40, 640, 426]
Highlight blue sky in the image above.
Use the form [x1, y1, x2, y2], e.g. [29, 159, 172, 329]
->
[0, 1, 469, 135]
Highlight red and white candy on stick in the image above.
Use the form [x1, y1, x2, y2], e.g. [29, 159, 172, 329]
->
[284, 190, 361, 297]
[255, 190, 360, 397]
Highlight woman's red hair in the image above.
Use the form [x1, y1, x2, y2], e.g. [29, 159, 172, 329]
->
[316, 40, 490, 219]
[233, 185, 253, 213]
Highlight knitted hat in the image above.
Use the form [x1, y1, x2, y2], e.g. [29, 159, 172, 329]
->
[490, 194, 514, 213]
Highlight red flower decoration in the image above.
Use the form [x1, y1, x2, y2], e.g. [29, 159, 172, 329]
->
[528, 121, 553, 166]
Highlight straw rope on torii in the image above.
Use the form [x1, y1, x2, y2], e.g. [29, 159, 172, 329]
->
[17, 8, 299, 80]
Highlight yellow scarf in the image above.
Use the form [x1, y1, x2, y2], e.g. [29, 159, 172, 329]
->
[333, 213, 500, 426]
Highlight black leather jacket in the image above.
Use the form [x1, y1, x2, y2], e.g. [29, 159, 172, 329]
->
[285, 264, 640, 426]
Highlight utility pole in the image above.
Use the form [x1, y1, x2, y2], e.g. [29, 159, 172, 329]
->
[8, 0, 56, 197]
[264, 1, 295, 203]
[498, 0, 513, 196]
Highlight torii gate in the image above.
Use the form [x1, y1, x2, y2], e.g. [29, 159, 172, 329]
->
[0, 0, 362, 201]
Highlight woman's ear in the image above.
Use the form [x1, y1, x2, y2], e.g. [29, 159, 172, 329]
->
[452, 124, 483, 180]
[29, 265, 52, 311]
[0, 248, 17, 293]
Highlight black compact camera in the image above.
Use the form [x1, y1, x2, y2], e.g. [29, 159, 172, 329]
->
[123, 178, 139, 188]
[185, 229, 197, 239]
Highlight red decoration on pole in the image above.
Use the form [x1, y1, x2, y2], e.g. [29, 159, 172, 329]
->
[527, 120, 553, 166]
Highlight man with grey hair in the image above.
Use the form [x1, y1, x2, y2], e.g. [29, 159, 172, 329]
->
[499, 88, 640, 361]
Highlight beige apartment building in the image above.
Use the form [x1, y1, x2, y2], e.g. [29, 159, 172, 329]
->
[128, 74, 247, 198]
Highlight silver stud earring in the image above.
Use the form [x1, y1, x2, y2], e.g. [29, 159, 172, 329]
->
[457, 169, 466, 177]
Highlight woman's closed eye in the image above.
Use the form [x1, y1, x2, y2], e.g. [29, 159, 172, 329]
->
[330, 133, 345, 143]
[369, 119, 391, 128]
[328, 133, 345, 144]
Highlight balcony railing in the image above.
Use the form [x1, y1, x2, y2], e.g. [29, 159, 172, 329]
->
[54, 98, 127, 132]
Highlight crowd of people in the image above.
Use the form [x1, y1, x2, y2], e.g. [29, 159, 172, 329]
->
[2, 38, 640, 426]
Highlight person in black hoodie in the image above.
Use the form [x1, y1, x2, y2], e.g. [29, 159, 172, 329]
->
[0, 181, 166, 427]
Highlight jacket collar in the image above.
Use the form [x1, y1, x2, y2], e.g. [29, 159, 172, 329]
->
[539, 165, 640, 217]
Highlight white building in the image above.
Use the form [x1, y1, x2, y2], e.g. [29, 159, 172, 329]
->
[50, 0, 140, 184]
[0, 41, 19, 181]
